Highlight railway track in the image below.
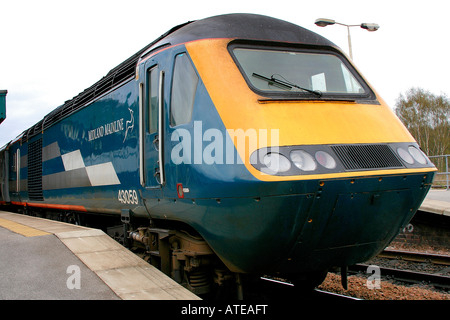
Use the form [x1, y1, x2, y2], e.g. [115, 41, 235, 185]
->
[349, 264, 450, 290]
[312, 289, 363, 300]
[378, 249, 450, 266]
[349, 249, 450, 290]
[242, 249, 450, 300]
[254, 276, 361, 300]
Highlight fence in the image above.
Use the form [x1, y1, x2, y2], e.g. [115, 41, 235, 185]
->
[428, 154, 449, 190]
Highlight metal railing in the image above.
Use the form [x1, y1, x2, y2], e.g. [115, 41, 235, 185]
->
[429, 154, 450, 190]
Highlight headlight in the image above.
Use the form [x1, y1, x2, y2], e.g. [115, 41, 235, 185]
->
[408, 146, 428, 164]
[397, 147, 414, 164]
[290, 150, 316, 171]
[315, 151, 336, 169]
[263, 152, 291, 173]
[250, 142, 434, 177]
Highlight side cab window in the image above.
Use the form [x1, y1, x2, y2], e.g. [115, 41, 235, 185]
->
[170, 53, 199, 127]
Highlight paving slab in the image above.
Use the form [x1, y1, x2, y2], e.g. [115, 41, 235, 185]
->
[0, 211, 200, 300]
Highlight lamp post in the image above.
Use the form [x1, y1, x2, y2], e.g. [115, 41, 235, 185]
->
[314, 18, 379, 60]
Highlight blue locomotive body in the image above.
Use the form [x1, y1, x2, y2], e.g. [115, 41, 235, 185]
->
[0, 14, 436, 295]
[5, 80, 140, 212]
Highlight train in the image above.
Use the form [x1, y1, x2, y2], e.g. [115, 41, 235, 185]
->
[0, 14, 436, 297]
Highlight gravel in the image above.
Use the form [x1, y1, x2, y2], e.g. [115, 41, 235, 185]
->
[318, 272, 449, 300]
[317, 243, 450, 300]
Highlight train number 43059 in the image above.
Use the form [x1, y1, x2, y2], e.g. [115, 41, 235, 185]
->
[118, 189, 139, 205]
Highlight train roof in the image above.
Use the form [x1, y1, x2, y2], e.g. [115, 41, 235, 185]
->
[154, 13, 335, 48]
[22, 14, 336, 142]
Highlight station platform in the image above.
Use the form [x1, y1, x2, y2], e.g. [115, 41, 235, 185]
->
[420, 190, 450, 217]
[0, 210, 200, 300]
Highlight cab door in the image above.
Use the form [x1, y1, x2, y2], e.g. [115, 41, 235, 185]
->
[139, 59, 165, 190]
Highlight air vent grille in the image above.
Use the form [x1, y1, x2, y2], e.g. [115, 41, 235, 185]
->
[331, 144, 403, 170]
[28, 138, 44, 201]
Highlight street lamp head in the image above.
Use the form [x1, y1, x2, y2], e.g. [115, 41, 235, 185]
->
[314, 19, 380, 60]
[360, 23, 380, 32]
[315, 18, 336, 27]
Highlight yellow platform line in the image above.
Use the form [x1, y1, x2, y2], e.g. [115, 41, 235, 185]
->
[0, 218, 51, 237]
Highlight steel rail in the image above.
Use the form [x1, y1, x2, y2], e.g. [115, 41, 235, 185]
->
[313, 289, 363, 300]
[378, 249, 450, 266]
[259, 276, 362, 300]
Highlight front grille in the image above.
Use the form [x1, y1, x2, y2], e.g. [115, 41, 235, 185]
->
[331, 144, 403, 171]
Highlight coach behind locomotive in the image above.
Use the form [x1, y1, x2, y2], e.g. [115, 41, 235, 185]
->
[0, 14, 436, 297]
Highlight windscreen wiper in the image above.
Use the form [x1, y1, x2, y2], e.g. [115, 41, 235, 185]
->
[252, 73, 322, 97]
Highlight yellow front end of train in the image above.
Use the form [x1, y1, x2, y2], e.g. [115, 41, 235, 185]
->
[187, 38, 433, 181]
[181, 37, 436, 280]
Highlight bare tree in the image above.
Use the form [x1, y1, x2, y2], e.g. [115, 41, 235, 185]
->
[395, 87, 450, 157]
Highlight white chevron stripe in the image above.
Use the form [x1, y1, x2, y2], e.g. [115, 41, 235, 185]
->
[61, 150, 85, 171]
[42, 145, 121, 189]
[60, 149, 120, 186]
[85, 162, 120, 186]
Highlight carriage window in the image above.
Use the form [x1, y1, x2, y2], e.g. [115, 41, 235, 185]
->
[170, 53, 198, 126]
[147, 66, 159, 134]
[232, 46, 369, 98]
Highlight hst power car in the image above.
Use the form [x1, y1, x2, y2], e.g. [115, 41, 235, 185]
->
[0, 14, 436, 296]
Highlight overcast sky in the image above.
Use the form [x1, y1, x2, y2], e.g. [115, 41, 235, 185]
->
[1, 0, 448, 147]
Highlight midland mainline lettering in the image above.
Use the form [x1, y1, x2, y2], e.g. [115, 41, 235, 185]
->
[88, 118, 124, 141]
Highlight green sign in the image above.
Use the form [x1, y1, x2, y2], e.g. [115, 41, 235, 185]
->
[0, 90, 6, 124]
